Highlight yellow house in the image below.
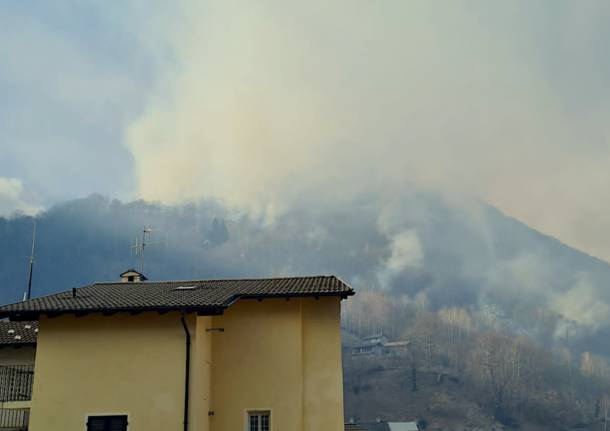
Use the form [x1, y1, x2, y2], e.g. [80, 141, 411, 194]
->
[0, 271, 354, 431]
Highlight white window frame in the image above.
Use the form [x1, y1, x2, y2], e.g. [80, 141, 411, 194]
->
[245, 409, 272, 431]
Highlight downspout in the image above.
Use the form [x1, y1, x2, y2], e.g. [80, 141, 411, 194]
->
[300, 298, 306, 430]
[180, 314, 191, 431]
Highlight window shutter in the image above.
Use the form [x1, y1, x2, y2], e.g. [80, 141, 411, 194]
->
[87, 417, 106, 431]
[109, 416, 128, 431]
[87, 415, 128, 431]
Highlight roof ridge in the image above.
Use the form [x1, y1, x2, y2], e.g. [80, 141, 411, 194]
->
[0, 284, 95, 309]
[92, 274, 337, 286]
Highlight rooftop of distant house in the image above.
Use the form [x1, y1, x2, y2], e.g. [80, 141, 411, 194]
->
[0, 271, 354, 321]
[0, 320, 38, 346]
[347, 422, 420, 431]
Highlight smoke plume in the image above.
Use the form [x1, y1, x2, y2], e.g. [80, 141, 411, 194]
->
[0, 177, 41, 215]
[125, 1, 610, 260]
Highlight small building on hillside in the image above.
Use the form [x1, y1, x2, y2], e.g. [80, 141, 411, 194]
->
[351, 334, 410, 357]
[0, 320, 37, 430]
[351, 334, 388, 356]
[354, 421, 421, 431]
[387, 422, 420, 431]
[382, 341, 411, 357]
[0, 272, 354, 431]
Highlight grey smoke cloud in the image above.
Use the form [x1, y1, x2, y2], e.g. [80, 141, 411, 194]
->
[125, 1, 610, 261]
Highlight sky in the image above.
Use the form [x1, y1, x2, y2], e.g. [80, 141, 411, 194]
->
[2, 1, 610, 260]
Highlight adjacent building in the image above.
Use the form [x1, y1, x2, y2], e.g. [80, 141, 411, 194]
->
[0, 272, 354, 431]
[0, 320, 37, 431]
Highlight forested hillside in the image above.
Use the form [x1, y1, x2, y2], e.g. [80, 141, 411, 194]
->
[343, 292, 610, 429]
[3, 192, 610, 427]
[3, 193, 610, 349]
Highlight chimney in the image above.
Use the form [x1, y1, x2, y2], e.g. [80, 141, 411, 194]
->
[119, 269, 148, 283]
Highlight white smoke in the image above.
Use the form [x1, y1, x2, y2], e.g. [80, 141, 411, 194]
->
[0, 177, 41, 216]
[125, 1, 610, 260]
[386, 230, 424, 272]
[551, 274, 610, 330]
[376, 229, 424, 289]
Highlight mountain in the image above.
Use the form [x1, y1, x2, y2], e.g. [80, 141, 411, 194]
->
[1, 191, 610, 358]
[4, 191, 610, 427]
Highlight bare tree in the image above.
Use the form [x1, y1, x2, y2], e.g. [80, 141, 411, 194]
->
[602, 394, 610, 431]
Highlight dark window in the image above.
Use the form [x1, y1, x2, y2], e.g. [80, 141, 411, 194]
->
[87, 415, 128, 431]
[127, 276, 135, 282]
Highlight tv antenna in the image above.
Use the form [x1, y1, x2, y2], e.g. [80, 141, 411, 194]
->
[22, 220, 36, 301]
[130, 226, 166, 274]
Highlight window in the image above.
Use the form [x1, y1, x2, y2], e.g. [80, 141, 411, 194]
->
[248, 411, 270, 431]
[87, 415, 128, 431]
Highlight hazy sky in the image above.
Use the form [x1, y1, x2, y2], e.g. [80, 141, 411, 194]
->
[2, 1, 610, 260]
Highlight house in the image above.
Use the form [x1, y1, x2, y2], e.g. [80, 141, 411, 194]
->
[0, 272, 354, 431]
[351, 334, 389, 356]
[0, 320, 37, 431]
[387, 422, 420, 431]
[350, 334, 410, 357]
[355, 421, 420, 431]
[382, 341, 410, 357]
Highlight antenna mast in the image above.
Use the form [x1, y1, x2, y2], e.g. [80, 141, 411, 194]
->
[131, 227, 165, 274]
[23, 221, 36, 301]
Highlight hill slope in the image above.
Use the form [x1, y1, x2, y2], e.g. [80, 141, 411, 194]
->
[2, 191, 610, 355]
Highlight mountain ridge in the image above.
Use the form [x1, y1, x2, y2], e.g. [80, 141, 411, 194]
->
[1, 192, 609, 356]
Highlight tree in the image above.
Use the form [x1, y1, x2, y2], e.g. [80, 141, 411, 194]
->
[602, 394, 610, 431]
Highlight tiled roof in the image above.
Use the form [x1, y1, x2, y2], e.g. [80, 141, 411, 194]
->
[0, 276, 353, 320]
[0, 320, 38, 345]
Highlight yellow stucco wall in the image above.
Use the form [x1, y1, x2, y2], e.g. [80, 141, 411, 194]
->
[190, 315, 212, 431]
[209, 298, 305, 431]
[28, 313, 188, 431]
[208, 297, 344, 431]
[27, 297, 345, 431]
[302, 297, 344, 431]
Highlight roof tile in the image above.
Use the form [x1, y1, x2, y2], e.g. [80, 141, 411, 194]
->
[0, 320, 38, 345]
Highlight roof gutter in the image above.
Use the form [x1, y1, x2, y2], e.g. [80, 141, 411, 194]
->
[224, 290, 356, 307]
[0, 305, 227, 321]
[180, 314, 191, 431]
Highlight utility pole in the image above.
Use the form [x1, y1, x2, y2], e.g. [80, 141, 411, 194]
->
[22, 221, 36, 301]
